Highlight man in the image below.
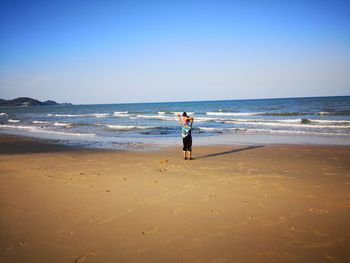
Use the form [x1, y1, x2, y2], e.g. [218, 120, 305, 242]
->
[177, 112, 194, 160]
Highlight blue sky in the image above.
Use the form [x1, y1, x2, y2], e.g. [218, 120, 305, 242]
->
[0, 0, 349, 104]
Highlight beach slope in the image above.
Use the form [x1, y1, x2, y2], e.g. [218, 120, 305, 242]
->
[0, 135, 349, 262]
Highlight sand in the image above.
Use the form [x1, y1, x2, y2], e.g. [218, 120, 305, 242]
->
[0, 134, 350, 262]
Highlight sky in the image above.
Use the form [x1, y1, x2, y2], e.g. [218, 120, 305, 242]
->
[0, 0, 349, 104]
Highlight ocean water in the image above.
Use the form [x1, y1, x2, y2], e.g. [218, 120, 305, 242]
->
[1, 96, 350, 148]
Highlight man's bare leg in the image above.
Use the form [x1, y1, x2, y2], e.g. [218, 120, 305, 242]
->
[188, 151, 192, 160]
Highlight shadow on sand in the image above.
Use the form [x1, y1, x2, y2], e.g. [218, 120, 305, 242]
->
[194, 145, 264, 160]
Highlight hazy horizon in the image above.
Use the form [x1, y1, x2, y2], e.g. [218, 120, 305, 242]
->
[1, 0, 349, 104]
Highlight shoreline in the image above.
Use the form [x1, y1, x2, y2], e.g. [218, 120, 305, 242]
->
[1, 134, 349, 262]
[1, 129, 350, 153]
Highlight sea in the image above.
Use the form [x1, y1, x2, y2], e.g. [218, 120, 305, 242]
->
[1, 96, 350, 149]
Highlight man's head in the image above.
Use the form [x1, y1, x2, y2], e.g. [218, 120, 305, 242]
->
[182, 112, 188, 117]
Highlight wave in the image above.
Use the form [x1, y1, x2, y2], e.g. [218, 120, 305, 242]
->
[198, 127, 224, 132]
[223, 120, 350, 129]
[259, 112, 309, 116]
[8, 119, 20, 123]
[196, 126, 350, 136]
[0, 113, 7, 116]
[106, 125, 156, 130]
[173, 112, 195, 116]
[113, 111, 130, 117]
[48, 113, 109, 118]
[207, 112, 262, 116]
[0, 124, 95, 137]
[317, 111, 350, 116]
[94, 113, 109, 118]
[49, 114, 87, 117]
[54, 122, 72, 127]
[33, 120, 50, 124]
[133, 114, 175, 121]
[0, 124, 34, 130]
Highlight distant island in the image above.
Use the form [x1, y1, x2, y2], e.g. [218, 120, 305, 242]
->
[0, 97, 72, 107]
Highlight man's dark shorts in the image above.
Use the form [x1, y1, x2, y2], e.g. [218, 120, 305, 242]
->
[182, 135, 192, 151]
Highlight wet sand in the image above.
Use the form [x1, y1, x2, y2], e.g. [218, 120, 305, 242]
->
[0, 135, 349, 262]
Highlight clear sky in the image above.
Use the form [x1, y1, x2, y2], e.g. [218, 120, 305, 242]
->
[0, 0, 349, 104]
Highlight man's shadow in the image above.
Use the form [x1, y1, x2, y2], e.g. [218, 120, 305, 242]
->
[194, 145, 264, 160]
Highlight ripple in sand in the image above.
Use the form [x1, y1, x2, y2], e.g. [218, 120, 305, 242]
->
[314, 230, 329, 236]
[74, 250, 99, 263]
[6, 241, 25, 251]
[309, 208, 329, 214]
[141, 226, 160, 235]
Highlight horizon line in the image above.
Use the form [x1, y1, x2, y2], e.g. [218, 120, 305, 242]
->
[75, 94, 350, 106]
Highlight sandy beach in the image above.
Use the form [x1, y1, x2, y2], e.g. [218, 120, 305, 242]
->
[0, 134, 349, 262]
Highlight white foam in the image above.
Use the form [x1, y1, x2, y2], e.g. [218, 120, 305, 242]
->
[106, 125, 155, 130]
[157, 111, 166, 115]
[207, 112, 262, 116]
[173, 112, 195, 116]
[308, 119, 350, 124]
[33, 120, 50, 124]
[0, 124, 34, 130]
[8, 119, 20, 123]
[94, 113, 109, 118]
[198, 127, 224, 131]
[195, 117, 222, 122]
[41, 130, 95, 137]
[135, 114, 175, 121]
[0, 113, 7, 116]
[237, 128, 349, 136]
[197, 126, 349, 136]
[317, 111, 331, 115]
[50, 114, 87, 117]
[49, 113, 109, 118]
[223, 120, 350, 129]
[113, 111, 130, 117]
[54, 122, 72, 127]
[0, 124, 95, 137]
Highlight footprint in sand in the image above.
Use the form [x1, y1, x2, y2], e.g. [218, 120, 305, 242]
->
[6, 241, 25, 251]
[141, 226, 160, 235]
[291, 227, 306, 233]
[209, 210, 220, 215]
[314, 230, 329, 236]
[309, 208, 329, 214]
[159, 159, 169, 172]
[74, 251, 99, 263]
[205, 194, 217, 201]
[59, 231, 75, 239]
[170, 208, 182, 215]
[324, 254, 340, 263]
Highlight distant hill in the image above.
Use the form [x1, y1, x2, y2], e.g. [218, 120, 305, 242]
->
[0, 97, 72, 106]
